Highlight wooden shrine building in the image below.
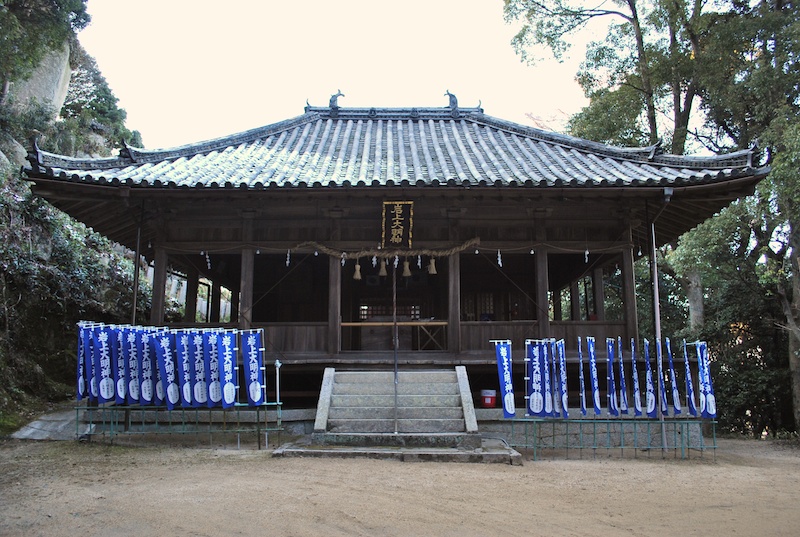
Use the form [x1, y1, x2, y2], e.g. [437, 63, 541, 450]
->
[23, 94, 769, 405]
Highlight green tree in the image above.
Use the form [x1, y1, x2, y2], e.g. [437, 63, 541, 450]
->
[0, 0, 90, 105]
[505, 0, 800, 431]
[47, 40, 143, 155]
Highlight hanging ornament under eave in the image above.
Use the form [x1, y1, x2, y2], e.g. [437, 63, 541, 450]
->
[402, 259, 412, 277]
[353, 260, 362, 280]
[497, 249, 503, 267]
[427, 258, 437, 275]
[379, 259, 387, 277]
[286, 249, 291, 267]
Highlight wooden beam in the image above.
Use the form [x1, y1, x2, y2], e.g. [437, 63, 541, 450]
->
[238, 249, 254, 329]
[593, 267, 606, 321]
[448, 254, 461, 352]
[328, 255, 341, 354]
[210, 281, 221, 323]
[184, 266, 199, 322]
[570, 280, 581, 321]
[621, 245, 638, 344]
[150, 247, 168, 325]
[536, 249, 550, 338]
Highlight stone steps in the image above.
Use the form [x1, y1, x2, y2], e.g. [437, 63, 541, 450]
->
[312, 367, 479, 446]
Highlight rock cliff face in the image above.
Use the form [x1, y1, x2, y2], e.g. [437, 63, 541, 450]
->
[8, 42, 72, 117]
[1, 42, 71, 169]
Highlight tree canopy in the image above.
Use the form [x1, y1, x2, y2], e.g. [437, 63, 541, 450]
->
[506, 0, 800, 433]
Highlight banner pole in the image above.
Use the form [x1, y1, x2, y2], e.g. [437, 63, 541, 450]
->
[131, 200, 145, 325]
[393, 261, 398, 435]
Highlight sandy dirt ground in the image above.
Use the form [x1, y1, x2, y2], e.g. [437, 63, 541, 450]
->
[1, 437, 799, 537]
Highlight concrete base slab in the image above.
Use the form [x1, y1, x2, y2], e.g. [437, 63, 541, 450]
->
[273, 436, 523, 465]
[11, 410, 93, 441]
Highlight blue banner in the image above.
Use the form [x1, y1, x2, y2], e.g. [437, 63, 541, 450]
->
[138, 329, 155, 405]
[549, 340, 561, 416]
[525, 340, 546, 417]
[556, 339, 569, 418]
[122, 327, 140, 405]
[577, 337, 587, 416]
[494, 340, 516, 418]
[203, 330, 222, 407]
[587, 337, 602, 415]
[190, 331, 207, 407]
[683, 340, 698, 417]
[114, 327, 127, 405]
[242, 330, 266, 405]
[605, 338, 619, 416]
[93, 325, 116, 404]
[542, 340, 554, 417]
[77, 323, 89, 400]
[697, 341, 717, 418]
[665, 338, 682, 415]
[643, 339, 657, 418]
[218, 331, 238, 408]
[616, 336, 629, 415]
[154, 331, 180, 409]
[151, 332, 165, 406]
[83, 323, 98, 402]
[176, 331, 193, 407]
[630, 338, 642, 417]
[655, 339, 669, 416]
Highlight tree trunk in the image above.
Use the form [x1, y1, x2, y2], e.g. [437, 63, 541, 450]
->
[777, 227, 800, 431]
[686, 268, 704, 331]
[789, 242, 800, 431]
[627, 0, 659, 145]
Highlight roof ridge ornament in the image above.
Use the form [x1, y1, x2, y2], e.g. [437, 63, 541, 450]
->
[329, 89, 345, 109]
[329, 89, 344, 118]
[749, 140, 759, 167]
[647, 139, 663, 161]
[445, 90, 459, 117]
[26, 133, 43, 171]
[119, 140, 137, 163]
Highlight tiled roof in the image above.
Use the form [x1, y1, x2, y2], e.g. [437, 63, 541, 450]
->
[24, 105, 767, 189]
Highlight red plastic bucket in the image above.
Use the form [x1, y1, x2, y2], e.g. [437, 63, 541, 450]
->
[480, 389, 497, 408]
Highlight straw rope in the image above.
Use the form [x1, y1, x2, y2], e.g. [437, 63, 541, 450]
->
[293, 237, 480, 260]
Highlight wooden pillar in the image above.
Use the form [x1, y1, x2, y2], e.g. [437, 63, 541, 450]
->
[552, 288, 562, 321]
[150, 247, 168, 325]
[210, 281, 221, 323]
[230, 287, 240, 324]
[569, 280, 581, 320]
[447, 254, 461, 353]
[183, 267, 199, 323]
[238, 249, 253, 329]
[328, 255, 341, 354]
[592, 267, 606, 321]
[535, 249, 550, 338]
[621, 248, 639, 343]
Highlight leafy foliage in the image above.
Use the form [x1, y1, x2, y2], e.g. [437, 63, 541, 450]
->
[0, 11, 151, 426]
[52, 39, 142, 154]
[0, 166, 151, 409]
[506, 0, 800, 433]
[672, 201, 793, 434]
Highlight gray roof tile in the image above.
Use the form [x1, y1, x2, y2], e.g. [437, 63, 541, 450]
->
[25, 106, 767, 189]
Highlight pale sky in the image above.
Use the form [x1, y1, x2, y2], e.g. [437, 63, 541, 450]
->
[78, 0, 593, 149]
